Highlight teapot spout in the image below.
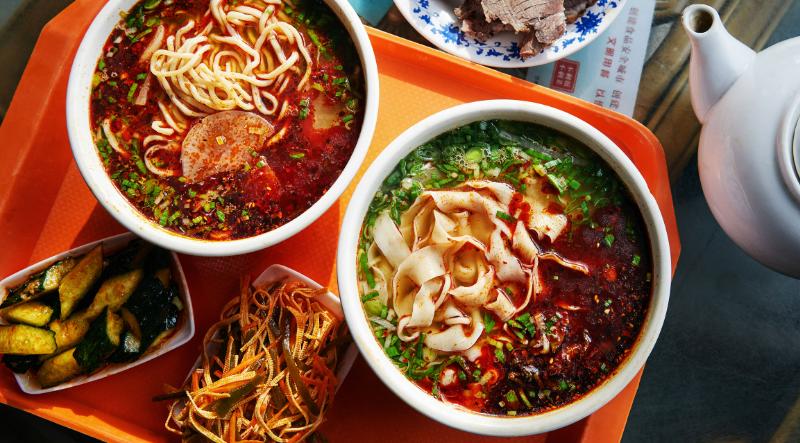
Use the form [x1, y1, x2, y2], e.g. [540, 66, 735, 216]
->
[682, 4, 756, 123]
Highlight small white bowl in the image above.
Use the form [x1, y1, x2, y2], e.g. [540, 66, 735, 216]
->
[0, 232, 195, 394]
[178, 264, 358, 397]
[337, 100, 671, 436]
[393, 0, 627, 68]
[66, 0, 379, 257]
[251, 264, 359, 387]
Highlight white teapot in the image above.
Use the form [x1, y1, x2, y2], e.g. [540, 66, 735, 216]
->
[683, 4, 800, 277]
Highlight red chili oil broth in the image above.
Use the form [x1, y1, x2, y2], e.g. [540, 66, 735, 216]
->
[90, 0, 364, 240]
[359, 120, 653, 417]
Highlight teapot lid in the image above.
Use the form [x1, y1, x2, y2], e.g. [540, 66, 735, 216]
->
[779, 95, 800, 204]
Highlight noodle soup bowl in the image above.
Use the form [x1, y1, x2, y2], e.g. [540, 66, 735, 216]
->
[337, 100, 672, 436]
[66, 0, 379, 256]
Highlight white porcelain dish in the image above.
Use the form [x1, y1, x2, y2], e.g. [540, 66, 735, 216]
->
[66, 0, 379, 257]
[337, 100, 672, 436]
[179, 264, 358, 393]
[0, 232, 195, 395]
[393, 0, 626, 68]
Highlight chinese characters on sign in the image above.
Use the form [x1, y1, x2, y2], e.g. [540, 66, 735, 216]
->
[550, 59, 580, 93]
[527, 0, 655, 117]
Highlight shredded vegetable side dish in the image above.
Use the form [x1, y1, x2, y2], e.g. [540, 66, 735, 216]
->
[166, 278, 343, 442]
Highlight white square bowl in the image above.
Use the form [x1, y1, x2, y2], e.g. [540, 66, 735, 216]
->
[0, 232, 195, 394]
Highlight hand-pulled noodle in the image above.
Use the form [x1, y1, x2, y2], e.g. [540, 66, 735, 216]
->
[368, 180, 588, 354]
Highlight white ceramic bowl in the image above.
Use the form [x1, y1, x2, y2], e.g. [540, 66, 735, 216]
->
[66, 0, 379, 257]
[337, 100, 671, 436]
[0, 233, 195, 394]
[393, 0, 627, 68]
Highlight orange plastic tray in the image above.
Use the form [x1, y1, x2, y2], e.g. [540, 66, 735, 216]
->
[0, 1, 680, 441]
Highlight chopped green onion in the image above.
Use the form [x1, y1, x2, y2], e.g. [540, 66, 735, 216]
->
[98, 59, 106, 70]
[558, 379, 569, 391]
[127, 82, 138, 101]
[216, 210, 225, 222]
[359, 251, 375, 288]
[494, 348, 505, 363]
[289, 152, 305, 159]
[465, 148, 483, 163]
[311, 82, 324, 92]
[505, 390, 518, 403]
[519, 390, 533, 408]
[136, 72, 147, 80]
[192, 216, 204, 224]
[483, 312, 496, 334]
[632, 254, 641, 266]
[603, 234, 615, 247]
[187, 189, 197, 198]
[472, 369, 482, 381]
[495, 210, 515, 222]
[256, 160, 265, 168]
[361, 291, 379, 302]
[342, 114, 354, 123]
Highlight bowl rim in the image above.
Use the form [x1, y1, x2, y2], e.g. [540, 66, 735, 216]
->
[336, 99, 671, 436]
[66, 0, 380, 257]
[391, 0, 628, 68]
[0, 232, 195, 394]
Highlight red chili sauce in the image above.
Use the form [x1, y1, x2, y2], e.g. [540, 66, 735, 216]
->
[90, 0, 364, 240]
[439, 194, 651, 415]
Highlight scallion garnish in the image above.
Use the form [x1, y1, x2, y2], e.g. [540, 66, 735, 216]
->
[361, 291, 379, 302]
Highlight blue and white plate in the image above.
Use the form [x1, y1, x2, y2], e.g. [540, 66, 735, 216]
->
[394, 0, 626, 68]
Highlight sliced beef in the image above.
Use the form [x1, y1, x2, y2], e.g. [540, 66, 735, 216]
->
[564, 0, 598, 23]
[481, 0, 564, 33]
[454, 0, 567, 59]
[455, 0, 513, 40]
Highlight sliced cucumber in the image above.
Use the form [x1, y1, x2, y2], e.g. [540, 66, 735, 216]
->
[1, 258, 77, 308]
[74, 308, 124, 373]
[85, 269, 143, 318]
[49, 316, 91, 351]
[59, 245, 104, 319]
[0, 324, 57, 355]
[37, 348, 82, 388]
[2, 301, 54, 327]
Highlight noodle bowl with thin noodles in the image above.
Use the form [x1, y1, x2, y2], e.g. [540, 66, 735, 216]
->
[90, 0, 365, 241]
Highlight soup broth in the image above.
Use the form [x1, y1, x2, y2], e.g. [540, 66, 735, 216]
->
[358, 121, 652, 415]
[90, 0, 364, 240]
